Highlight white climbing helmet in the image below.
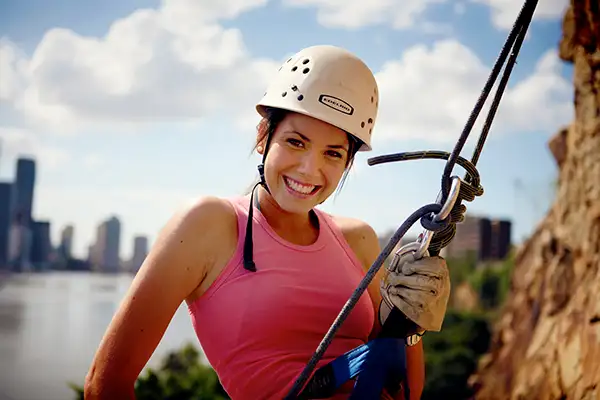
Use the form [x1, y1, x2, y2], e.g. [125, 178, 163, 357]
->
[256, 45, 379, 151]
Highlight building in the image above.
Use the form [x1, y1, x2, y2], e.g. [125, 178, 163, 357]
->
[14, 158, 36, 226]
[0, 182, 15, 267]
[103, 216, 121, 272]
[88, 216, 121, 272]
[30, 220, 52, 270]
[8, 212, 33, 272]
[444, 216, 512, 262]
[59, 225, 74, 260]
[490, 219, 512, 260]
[130, 235, 148, 273]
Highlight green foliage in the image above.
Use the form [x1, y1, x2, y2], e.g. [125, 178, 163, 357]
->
[70, 343, 229, 400]
[468, 251, 516, 312]
[421, 310, 492, 400]
[446, 250, 478, 286]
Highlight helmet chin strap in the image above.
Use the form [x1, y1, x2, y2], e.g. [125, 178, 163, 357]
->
[243, 136, 271, 272]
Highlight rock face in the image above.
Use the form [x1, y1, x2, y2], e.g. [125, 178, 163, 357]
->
[469, 1, 600, 399]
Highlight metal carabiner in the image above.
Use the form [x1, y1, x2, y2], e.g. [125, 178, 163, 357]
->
[385, 177, 461, 272]
[412, 175, 461, 260]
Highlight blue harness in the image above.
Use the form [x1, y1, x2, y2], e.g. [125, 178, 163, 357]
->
[298, 338, 408, 399]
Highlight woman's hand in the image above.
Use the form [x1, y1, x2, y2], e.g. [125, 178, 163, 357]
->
[379, 253, 451, 332]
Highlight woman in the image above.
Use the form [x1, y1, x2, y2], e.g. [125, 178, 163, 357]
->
[84, 45, 451, 400]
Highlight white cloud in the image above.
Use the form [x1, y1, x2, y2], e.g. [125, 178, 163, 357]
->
[0, 127, 70, 172]
[1, 0, 277, 134]
[281, 0, 446, 29]
[1, 0, 571, 149]
[0, 39, 29, 102]
[372, 40, 572, 144]
[471, 0, 569, 30]
[282, 0, 568, 31]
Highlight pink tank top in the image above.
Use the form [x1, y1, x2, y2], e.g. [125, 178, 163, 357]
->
[187, 195, 375, 399]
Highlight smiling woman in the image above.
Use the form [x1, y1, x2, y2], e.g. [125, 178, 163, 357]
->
[84, 44, 452, 400]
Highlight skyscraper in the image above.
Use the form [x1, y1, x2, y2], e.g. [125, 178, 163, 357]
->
[103, 216, 121, 272]
[14, 158, 36, 226]
[130, 236, 148, 273]
[59, 225, 74, 260]
[0, 182, 15, 266]
[31, 221, 52, 269]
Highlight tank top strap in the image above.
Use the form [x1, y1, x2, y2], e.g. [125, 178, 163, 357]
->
[312, 208, 367, 276]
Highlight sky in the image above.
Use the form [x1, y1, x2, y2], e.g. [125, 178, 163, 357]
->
[0, 0, 573, 260]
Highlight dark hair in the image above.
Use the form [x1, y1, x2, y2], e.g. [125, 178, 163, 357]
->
[253, 107, 361, 194]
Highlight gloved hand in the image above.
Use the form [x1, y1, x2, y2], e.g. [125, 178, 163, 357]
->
[379, 252, 451, 332]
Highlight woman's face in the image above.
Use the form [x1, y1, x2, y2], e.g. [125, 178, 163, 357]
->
[258, 112, 352, 215]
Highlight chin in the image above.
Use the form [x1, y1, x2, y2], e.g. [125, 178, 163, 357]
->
[271, 182, 328, 215]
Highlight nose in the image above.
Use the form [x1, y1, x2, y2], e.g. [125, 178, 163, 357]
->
[296, 149, 322, 177]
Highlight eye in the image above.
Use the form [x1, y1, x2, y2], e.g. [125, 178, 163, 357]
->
[326, 150, 343, 159]
[286, 138, 304, 148]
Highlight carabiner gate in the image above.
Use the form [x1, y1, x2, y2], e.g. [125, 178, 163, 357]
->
[412, 176, 461, 261]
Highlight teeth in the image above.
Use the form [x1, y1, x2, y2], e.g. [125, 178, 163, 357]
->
[285, 177, 316, 194]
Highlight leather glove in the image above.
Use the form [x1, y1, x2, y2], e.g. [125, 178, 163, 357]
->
[379, 252, 451, 332]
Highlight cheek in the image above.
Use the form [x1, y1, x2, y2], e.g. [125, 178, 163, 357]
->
[323, 164, 347, 187]
[263, 147, 290, 178]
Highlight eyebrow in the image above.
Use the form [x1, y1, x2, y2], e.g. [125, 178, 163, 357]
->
[286, 130, 348, 151]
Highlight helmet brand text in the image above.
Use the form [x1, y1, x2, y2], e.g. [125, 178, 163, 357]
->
[318, 95, 354, 115]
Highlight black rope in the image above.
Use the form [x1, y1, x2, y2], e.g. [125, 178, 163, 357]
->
[284, 0, 539, 397]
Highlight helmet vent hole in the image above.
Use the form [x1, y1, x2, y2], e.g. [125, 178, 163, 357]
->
[371, 96, 374, 103]
[297, 94, 304, 101]
[369, 128, 372, 135]
[368, 118, 373, 124]
[361, 121, 365, 128]
[303, 68, 310, 74]
[302, 59, 310, 64]
[287, 58, 292, 63]
[282, 91, 287, 97]
[291, 66, 298, 72]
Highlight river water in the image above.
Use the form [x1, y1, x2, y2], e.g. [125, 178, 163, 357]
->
[0, 271, 202, 400]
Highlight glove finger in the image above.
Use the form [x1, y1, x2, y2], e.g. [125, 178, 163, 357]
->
[401, 256, 448, 278]
[386, 287, 426, 311]
[387, 252, 414, 274]
[386, 273, 442, 295]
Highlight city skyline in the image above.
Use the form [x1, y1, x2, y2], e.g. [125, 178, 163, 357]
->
[0, 152, 149, 270]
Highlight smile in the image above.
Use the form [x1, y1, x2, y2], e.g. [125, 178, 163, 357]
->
[283, 176, 321, 196]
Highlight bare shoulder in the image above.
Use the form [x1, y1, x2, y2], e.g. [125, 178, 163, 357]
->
[164, 195, 239, 293]
[84, 195, 238, 397]
[165, 195, 237, 246]
[330, 214, 381, 267]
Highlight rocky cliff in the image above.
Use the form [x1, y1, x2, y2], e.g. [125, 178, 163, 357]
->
[469, 1, 600, 399]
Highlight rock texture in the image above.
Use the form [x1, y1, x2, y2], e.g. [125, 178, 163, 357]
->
[469, 1, 600, 399]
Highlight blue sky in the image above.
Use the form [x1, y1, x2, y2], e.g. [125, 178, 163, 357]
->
[0, 0, 572, 259]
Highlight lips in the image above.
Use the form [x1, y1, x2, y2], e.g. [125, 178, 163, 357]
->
[283, 176, 321, 196]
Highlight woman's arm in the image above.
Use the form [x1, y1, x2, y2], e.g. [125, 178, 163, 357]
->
[84, 196, 235, 399]
[335, 216, 425, 400]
